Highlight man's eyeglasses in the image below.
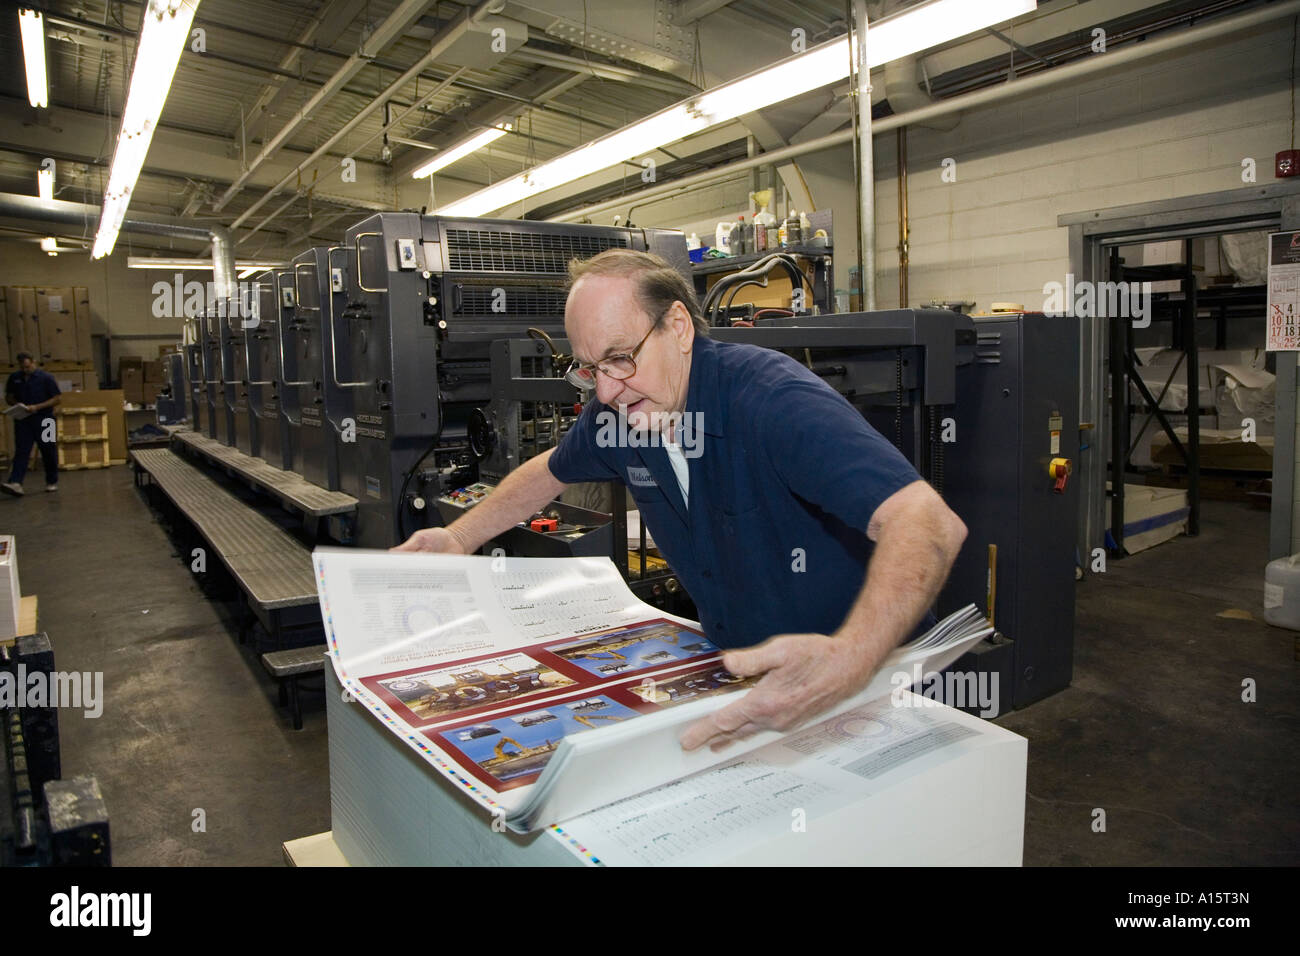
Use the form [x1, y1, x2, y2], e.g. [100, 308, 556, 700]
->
[564, 318, 661, 390]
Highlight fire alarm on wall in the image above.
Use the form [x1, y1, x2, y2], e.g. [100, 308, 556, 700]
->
[1277, 149, 1300, 178]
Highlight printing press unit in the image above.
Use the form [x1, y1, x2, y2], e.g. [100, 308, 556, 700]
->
[184, 335, 205, 436]
[287, 246, 355, 491]
[710, 305, 1079, 711]
[242, 270, 293, 470]
[155, 351, 187, 425]
[175, 224, 1077, 711]
[176, 215, 698, 613]
[335, 213, 692, 552]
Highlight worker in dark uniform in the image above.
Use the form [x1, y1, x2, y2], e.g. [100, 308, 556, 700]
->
[395, 249, 967, 750]
[3, 351, 62, 496]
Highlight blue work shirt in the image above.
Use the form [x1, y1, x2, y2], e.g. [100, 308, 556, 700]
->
[548, 335, 924, 650]
[5, 369, 61, 420]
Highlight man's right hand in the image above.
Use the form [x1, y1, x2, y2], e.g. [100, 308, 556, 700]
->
[390, 526, 468, 554]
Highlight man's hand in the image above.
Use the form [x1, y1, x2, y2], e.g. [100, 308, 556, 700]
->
[679, 632, 887, 752]
[390, 526, 468, 554]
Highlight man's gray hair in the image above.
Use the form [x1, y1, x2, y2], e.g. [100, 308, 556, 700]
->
[568, 248, 709, 336]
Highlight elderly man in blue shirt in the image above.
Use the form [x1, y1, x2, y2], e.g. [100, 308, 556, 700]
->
[3, 351, 62, 496]
[396, 249, 967, 750]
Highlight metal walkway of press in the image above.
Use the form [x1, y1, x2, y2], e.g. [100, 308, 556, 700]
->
[130, 447, 324, 640]
[170, 429, 356, 542]
[129, 435, 358, 728]
[129, 428, 356, 641]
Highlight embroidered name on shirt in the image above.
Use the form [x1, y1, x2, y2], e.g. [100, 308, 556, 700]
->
[626, 466, 657, 487]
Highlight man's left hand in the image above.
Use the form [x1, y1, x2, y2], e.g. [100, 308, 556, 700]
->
[679, 632, 884, 752]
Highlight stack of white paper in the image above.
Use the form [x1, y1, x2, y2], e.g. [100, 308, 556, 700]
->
[0, 535, 21, 640]
[315, 551, 1023, 865]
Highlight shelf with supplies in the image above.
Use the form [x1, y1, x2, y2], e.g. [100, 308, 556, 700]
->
[691, 245, 835, 318]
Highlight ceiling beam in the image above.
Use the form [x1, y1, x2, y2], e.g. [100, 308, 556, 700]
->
[213, 0, 440, 212]
[670, 0, 738, 26]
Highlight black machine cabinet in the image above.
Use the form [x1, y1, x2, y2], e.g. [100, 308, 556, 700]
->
[200, 308, 228, 443]
[155, 352, 187, 425]
[219, 304, 252, 455]
[244, 273, 290, 468]
[269, 269, 305, 472]
[715, 308, 1078, 712]
[291, 246, 355, 490]
[940, 313, 1080, 709]
[338, 213, 689, 549]
[183, 340, 205, 433]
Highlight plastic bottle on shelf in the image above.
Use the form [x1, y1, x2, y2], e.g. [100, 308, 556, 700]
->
[785, 212, 802, 246]
[686, 232, 701, 250]
[750, 189, 777, 253]
[799, 210, 812, 240]
[730, 216, 746, 256]
[715, 221, 733, 254]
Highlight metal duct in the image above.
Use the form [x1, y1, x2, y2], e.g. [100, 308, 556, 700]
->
[0, 193, 238, 291]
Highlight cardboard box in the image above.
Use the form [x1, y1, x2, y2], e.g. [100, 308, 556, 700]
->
[143, 382, 161, 405]
[35, 287, 74, 320]
[0, 535, 20, 641]
[121, 366, 144, 405]
[37, 318, 79, 362]
[0, 298, 9, 367]
[35, 287, 77, 360]
[143, 359, 164, 383]
[51, 371, 96, 393]
[53, 373, 79, 394]
[3, 287, 38, 356]
[72, 287, 93, 362]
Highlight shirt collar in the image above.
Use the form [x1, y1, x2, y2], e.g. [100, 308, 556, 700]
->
[682, 335, 726, 441]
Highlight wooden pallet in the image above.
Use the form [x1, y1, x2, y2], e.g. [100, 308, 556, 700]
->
[56, 407, 110, 470]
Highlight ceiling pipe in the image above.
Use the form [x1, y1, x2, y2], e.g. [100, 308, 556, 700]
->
[508, 47, 698, 95]
[0, 193, 236, 296]
[550, 0, 1300, 223]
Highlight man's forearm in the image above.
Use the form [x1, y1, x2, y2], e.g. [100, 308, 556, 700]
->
[444, 449, 567, 552]
[836, 499, 965, 666]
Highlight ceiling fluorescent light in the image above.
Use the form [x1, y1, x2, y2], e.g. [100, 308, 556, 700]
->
[19, 9, 48, 108]
[40, 237, 58, 254]
[91, 0, 199, 260]
[127, 257, 286, 271]
[411, 124, 513, 179]
[37, 165, 54, 202]
[440, 0, 1036, 217]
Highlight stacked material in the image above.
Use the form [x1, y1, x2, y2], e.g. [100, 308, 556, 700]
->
[0, 534, 20, 641]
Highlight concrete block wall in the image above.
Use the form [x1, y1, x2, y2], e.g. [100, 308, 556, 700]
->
[1, 239, 193, 381]
[633, 20, 1292, 315]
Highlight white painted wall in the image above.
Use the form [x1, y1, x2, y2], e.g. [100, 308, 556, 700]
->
[630, 21, 1292, 313]
[0, 239, 191, 380]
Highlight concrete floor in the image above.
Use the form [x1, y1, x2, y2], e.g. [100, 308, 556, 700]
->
[3, 465, 1296, 865]
[2, 465, 329, 866]
[996, 500, 1300, 865]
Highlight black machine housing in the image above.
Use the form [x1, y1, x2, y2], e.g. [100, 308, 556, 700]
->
[714, 308, 1079, 713]
[337, 213, 690, 549]
[289, 246, 356, 491]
